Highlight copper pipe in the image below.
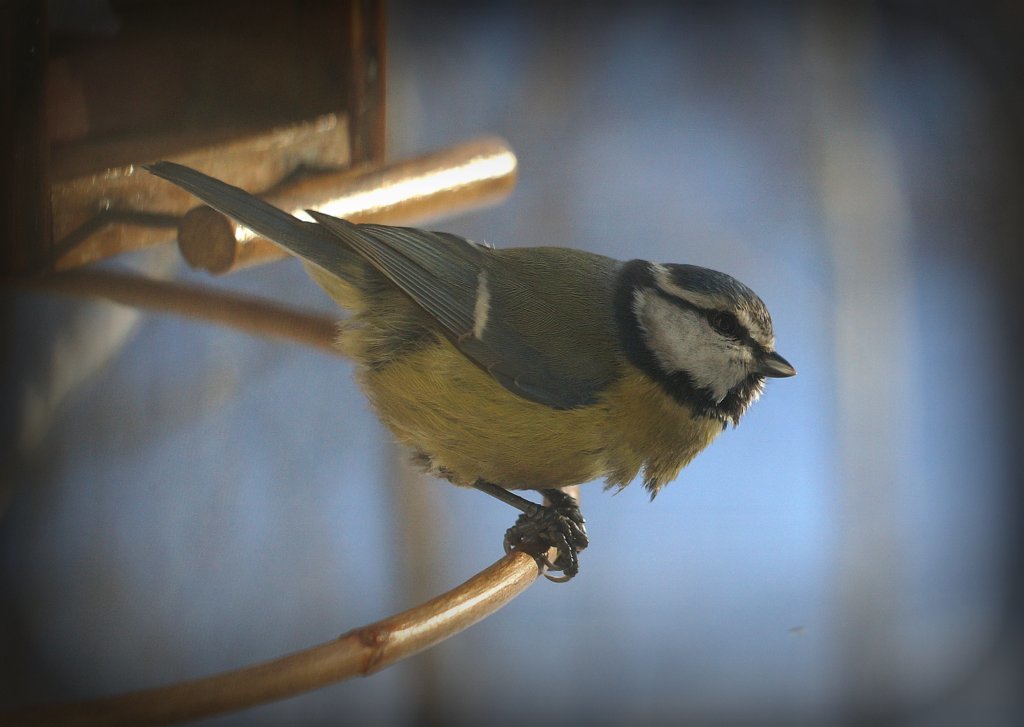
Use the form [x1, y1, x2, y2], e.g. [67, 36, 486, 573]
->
[178, 136, 517, 274]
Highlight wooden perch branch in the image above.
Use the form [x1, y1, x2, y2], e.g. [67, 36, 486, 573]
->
[9, 551, 542, 726]
[26, 269, 341, 354]
[13, 261, 580, 726]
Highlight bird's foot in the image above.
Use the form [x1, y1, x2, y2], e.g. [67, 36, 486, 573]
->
[502, 488, 589, 582]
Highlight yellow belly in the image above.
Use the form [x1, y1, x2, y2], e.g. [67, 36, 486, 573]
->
[357, 334, 723, 494]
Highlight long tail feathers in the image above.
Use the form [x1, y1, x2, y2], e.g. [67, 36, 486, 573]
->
[145, 161, 356, 276]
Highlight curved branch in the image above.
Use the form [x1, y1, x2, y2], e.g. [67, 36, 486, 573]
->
[11, 551, 542, 726]
[15, 273, 579, 725]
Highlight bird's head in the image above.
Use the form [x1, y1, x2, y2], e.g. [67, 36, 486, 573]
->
[616, 261, 795, 425]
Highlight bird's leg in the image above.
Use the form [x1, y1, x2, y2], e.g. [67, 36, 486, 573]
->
[471, 481, 588, 582]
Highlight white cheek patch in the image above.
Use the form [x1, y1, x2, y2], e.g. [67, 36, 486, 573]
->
[634, 290, 754, 403]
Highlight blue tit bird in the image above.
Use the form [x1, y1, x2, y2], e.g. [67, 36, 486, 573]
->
[147, 161, 795, 580]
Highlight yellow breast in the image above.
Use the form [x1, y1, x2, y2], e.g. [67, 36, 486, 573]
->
[357, 334, 722, 494]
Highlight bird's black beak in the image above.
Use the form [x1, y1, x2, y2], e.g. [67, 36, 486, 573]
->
[759, 351, 796, 378]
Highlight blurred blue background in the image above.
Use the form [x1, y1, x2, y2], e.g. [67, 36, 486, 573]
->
[3, 2, 1021, 724]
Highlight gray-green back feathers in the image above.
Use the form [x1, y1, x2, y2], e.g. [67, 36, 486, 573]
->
[146, 162, 624, 409]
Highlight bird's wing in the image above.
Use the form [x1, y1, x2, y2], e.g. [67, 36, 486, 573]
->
[307, 213, 480, 337]
[308, 211, 611, 409]
[144, 162, 611, 409]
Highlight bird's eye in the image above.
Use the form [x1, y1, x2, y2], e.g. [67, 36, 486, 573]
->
[710, 311, 740, 337]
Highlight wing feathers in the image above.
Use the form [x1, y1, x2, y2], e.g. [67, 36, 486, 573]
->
[147, 162, 612, 409]
[307, 211, 479, 337]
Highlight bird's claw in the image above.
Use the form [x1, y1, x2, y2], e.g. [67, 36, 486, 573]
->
[502, 489, 588, 582]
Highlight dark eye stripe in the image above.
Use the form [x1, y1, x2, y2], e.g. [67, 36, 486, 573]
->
[651, 287, 763, 349]
[705, 310, 761, 349]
